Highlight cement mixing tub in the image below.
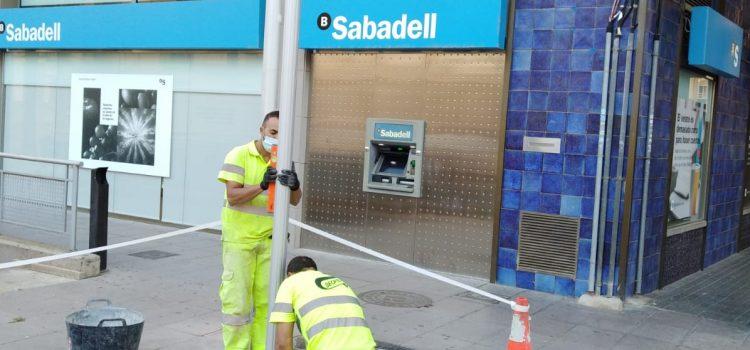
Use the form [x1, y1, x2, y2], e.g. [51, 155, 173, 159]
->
[65, 299, 144, 350]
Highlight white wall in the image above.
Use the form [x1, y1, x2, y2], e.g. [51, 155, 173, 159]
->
[3, 51, 265, 225]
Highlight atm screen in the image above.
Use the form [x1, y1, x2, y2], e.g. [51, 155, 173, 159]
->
[378, 153, 408, 175]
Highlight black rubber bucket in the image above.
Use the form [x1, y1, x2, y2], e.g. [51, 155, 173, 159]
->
[65, 299, 144, 350]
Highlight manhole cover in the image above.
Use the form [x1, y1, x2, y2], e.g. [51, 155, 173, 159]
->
[359, 290, 432, 308]
[129, 250, 178, 260]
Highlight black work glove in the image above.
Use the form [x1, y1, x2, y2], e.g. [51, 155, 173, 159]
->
[278, 166, 300, 191]
[260, 166, 277, 191]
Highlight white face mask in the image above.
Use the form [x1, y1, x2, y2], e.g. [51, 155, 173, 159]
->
[262, 136, 279, 152]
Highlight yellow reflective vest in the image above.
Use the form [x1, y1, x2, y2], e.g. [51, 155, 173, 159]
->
[269, 270, 376, 350]
[217, 141, 273, 244]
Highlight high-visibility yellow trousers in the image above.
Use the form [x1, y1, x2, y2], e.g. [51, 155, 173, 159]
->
[220, 239, 271, 350]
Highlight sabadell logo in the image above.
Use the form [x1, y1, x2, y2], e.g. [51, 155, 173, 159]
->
[317, 13, 437, 41]
[0, 21, 62, 42]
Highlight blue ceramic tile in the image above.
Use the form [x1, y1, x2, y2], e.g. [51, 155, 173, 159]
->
[550, 71, 570, 91]
[503, 170, 522, 190]
[566, 113, 588, 134]
[530, 71, 551, 91]
[532, 30, 554, 50]
[541, 194, 562, 214]
[546, 112, 566, 133]
[543, 154, 563, 173]
[498, 268, 517, 286]
[534, 9, 555, 29]
[590, 71, 604, 93]
[564, 155, 584, 176]
[548, 92, 568, 112]
[580, 218, 593, 239]
[506, 130, 524, 150]
[516, 271, 535, 289]
[576, 0, 596, 6]
[542, 173, 563, 194]
[561, 195, 582, 217]
[521, 191, 541, 211]
[585, 135, 599, 155]
[555, 277, 575, 296]
[574, 7, 595, 27]
[522, 172, 542, 192]
[527, 111, 547, 131]
[510, 71, 531, 91]
[509, 91, 529, 111]
[578, 239, 592, 261]
[572, 29, 595, 49]
[554, 8, 575, 29]
[551, 52, 571, 71]
[524, 152, 543, 171]
[553, 30, 573, 50]
[502, 190, 520, 209]
[505, 151, 524, 170]
[556, 0, 576, 6]
[575, 280, 589, 297]
[562, 175, 583, 196]
[512, 50, 532, 71]
[529, 92, 549, 112]
[507, 111, 527, 130]
[499, 248, 518, 269]
[587, 114, 601, 134]
[584, 156, 599, 176]
[567, 92, 591, 113]
[569, 72, 592, 92]
[564, 134, 586, 154]
[514, 10, 534, 29]
[536, 273, 556, 293]
[582, 196, 595, 216]
[514, 30, 533, 50]
[538, 0, 555, 8]
[531, 50, 552, 70]
[570, 50, 594, 71]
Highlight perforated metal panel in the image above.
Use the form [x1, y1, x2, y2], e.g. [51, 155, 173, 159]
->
[303, 52, 504, 278]
[0, 172, 67, 233]
[518, 212, 580, 278]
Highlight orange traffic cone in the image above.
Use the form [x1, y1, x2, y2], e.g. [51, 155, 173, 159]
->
[507, 297, 532, 350]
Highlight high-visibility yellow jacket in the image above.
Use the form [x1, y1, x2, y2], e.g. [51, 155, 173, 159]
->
[217, 141, 273, 244]
[269, 270, 376, 350]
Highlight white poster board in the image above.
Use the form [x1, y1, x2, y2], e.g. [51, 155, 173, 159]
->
[669, 98, 705, 219]
[69, 74, 173, 177]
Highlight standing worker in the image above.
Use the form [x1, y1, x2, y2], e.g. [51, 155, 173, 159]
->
[270, 256, 376, 350]
[217, 111, 302, 350]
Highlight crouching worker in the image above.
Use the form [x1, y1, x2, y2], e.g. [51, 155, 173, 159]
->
[269, 256, 376, 350]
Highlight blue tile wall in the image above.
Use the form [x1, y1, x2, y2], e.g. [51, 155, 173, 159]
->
[497, 0, 750, 298]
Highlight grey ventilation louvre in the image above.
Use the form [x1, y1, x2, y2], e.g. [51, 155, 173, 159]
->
[517, 211, 580, 279]
[685, 0, 712, 7]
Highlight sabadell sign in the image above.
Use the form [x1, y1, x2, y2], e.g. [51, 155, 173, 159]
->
[299, 0, 509, 50]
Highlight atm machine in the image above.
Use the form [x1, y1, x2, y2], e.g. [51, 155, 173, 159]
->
[362, 118, 425, 198]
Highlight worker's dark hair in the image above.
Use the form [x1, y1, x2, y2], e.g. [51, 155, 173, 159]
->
[287, 256, 317, 274]
[263, 111, 279, 126]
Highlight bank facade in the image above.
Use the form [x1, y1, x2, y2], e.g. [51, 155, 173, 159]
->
[1, 0, 748, 300]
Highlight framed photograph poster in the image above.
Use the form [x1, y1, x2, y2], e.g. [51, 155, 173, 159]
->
[69, 74, 173, 177]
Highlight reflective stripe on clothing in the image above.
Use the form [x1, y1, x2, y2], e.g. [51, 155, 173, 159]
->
[272, 302, 293, 313]
[306, 317, 369, 340]
[221, 163, 246, 177]
[298, 295, 361, 318]
[224, 200, 273, 217]
[222, 313, 251, 326]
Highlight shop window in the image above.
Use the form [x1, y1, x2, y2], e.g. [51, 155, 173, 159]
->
[668, 69, 715, 228]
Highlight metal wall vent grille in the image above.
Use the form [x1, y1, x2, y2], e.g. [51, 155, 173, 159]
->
[685, 0, 712, 7]
[517, 212, 580, 278]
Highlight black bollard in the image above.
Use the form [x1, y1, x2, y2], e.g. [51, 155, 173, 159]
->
[90, 167, 109, 271]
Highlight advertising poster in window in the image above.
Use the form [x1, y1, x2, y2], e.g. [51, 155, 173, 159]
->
[670, 98, 705, 220]
[68, 74, 173, 177]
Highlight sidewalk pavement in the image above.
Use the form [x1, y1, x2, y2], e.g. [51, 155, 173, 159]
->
[1, 216, 749, 350]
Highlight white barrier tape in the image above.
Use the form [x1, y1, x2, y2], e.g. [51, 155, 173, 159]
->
[289, 218, 516, 308]
[0, 221, 221, 270]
